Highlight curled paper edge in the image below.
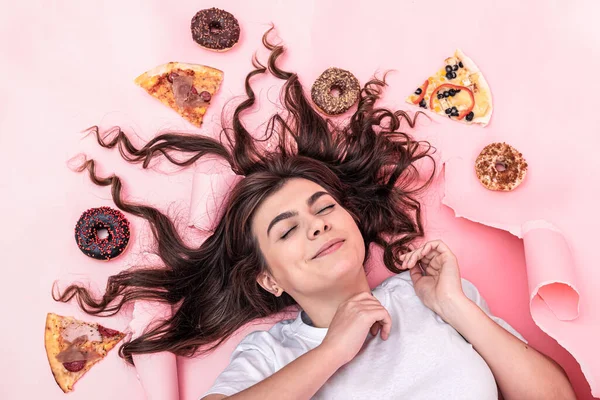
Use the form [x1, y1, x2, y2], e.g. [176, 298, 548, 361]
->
[522, 221, 580, 321]
[441, 168, 596, 396]
[188, 158, 243, 232]
[66, 153, 88, 172]
[129, 300, 180, 400]
[442, 195, 581, 322]
[121, 254, 180, 400]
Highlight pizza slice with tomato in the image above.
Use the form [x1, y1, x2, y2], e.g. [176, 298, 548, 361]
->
[134, 62, 224, 127]
[44, 313, 125, 393]
[406, 49, 493, 126]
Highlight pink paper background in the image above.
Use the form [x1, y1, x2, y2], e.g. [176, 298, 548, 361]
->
[1, 0, 598, 399]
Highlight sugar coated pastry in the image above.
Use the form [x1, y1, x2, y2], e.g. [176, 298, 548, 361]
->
[475, 142, 528, 191]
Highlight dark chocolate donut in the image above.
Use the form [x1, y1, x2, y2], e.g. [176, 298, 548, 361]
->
[191, 8, 240, 52]
[74, 207, 130, 261]
[311, 68, 360, 115]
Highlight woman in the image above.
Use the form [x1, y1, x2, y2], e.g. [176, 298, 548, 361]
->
[56, 30, 575, 399]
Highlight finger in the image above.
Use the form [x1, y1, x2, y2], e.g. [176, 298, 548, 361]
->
[402, 241, 445, 270]
[370, 322, 380, 337]
[409, 263, 424, 284]
[355, 299, 385, 309]
[354, 293, 381, 303]
[401, 250, 414, 269]
[407, 245, 426, 269]
[427, 255, 443, 270]
[404, 250, 417, 269]
[425, 240, 453, 257]
[416, 260, 428, 276]
[425, 251, 452, 272]
[426, 266, 439, 276]
[377, 309, 393, 340]
[420, 250, 440, 268]
[363, 307, 392, 340]
[402, 247, 417, 269]
[399, 248, 415, 260]
[401, 244, 418, 267]
[414, 241, 438, 267]
[430, 239, 449, 251]
[416, 242, 445, 268]
[349, 291, 378, 302]
[360, 305, 389, 314]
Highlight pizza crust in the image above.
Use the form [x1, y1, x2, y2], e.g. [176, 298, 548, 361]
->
[134, 62, 223, 85]
[455, 49, 493, 126]
[45, 313, 71, 392]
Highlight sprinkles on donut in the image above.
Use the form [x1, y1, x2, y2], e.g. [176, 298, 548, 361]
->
[74, 207, 130, 261]
[191, 8, 240, 52]
[311, 67, 360, 115]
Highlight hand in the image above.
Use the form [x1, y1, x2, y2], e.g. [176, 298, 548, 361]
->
[399, 240, 467, 322]
[320, 292, 392, 366]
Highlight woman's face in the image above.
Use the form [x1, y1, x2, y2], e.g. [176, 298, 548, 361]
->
[252, 178, 366, 298]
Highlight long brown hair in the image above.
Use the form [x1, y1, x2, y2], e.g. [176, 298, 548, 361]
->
[54, 28, 436, 364]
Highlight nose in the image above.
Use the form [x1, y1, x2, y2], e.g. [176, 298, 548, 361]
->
[309, 216, 330, 239]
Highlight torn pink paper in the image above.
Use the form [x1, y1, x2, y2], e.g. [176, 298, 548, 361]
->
[2, 0, 595, 397]
[188, 158, 242, 231]
[522, 221, 580, 322]
[66, 153, 88, 172]
[442, 156, 598, 396]
[122, 252, 179, 400]
[130, 300, 179, 400]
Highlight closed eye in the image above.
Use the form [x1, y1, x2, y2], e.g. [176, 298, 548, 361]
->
[281, 226, 296, 239]
[319, 205, 335, 213]
[280, 205, 335, 240]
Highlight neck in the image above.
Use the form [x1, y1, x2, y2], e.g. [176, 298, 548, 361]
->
[298, 267, 371, 328]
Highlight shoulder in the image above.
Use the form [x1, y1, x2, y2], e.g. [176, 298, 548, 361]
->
[223, 330, 279, 374]
[235, 316, 295, 353]
[378, 270, 413, 288]
[376, 271, 416, 296]
[378, 272, 482, 298]
[375, 272, 488, 308]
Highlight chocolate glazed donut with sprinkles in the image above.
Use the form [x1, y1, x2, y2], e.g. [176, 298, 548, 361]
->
[191, 8, 240, 52]
[311, 67, 361, 115]
[74, 207, 130, 261]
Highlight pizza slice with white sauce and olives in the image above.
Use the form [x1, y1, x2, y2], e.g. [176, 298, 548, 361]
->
[406, 49, 493, 126]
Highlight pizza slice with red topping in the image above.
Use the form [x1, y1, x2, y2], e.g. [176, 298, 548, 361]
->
[406, 49, 493, 126]
[44, 313, 125, 393]
[135, 62, 224, 127]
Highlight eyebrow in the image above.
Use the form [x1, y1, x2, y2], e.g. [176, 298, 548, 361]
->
[267, 191, 329, 237]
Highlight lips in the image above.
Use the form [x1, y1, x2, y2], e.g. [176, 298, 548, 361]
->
[313, 238, 345, 259]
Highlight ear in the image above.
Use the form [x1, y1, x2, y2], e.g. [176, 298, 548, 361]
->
[256, 271, 283, 297]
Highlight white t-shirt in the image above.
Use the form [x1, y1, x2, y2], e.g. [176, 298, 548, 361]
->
[202, 272, 527, 399]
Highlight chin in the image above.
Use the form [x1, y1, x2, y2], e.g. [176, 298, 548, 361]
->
[311, 240, 363, 270]
[319, 254, 360, 275]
